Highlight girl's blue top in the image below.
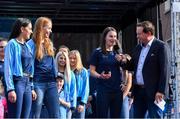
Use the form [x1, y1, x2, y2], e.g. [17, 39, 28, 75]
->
[74, 67, 89, 104]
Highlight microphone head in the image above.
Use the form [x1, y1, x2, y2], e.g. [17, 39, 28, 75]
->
[114, 44, 122, 54]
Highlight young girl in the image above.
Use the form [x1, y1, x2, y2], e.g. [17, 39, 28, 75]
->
[55, 51, 76, 118]
[0, 82, 7, 118]
[56, 72, 70, 119]
[120, 69, 132, 118]
[69, 50, 89, 118]
[0, 38, 8, 118]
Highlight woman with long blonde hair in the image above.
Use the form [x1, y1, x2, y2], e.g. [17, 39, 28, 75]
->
[55, 51, 76, 118]
[27, 17, 59, 118]
[69, 50, 89, 118]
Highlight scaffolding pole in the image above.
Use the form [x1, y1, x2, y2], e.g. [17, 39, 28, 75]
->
[171, 0, 180, 118]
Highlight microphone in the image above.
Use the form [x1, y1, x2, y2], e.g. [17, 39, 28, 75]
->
[113, 44, 122, 54]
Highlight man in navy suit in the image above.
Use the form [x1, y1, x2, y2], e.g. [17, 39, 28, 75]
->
[123, 21, 170, 118]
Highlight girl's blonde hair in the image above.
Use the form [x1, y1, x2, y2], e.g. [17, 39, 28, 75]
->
[33, 17, 54, 60]
[55, 51, 71, 82]
[69, 50, 83, 73]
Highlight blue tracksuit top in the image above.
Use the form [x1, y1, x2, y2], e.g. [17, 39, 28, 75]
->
[58, 89, 69, 119]
[4, 39, 34, 92]
[63, 71, 77, 108]
[74, 67, 89, 104]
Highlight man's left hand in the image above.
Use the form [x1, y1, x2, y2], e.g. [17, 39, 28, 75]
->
[155, 92, 164, 103]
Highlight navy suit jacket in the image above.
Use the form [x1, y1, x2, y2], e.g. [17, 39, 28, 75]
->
[127, 38, 170, 99]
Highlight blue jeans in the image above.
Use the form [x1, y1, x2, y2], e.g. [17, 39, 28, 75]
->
[58, 105, 67, 119]
[31, 82, 59, 118]
[67, 108, 72, 119]
[7, 76, 32, 118]
[40, 104, 49, 118]
[121, 96, 129, 118]
[72, 99, 86, 119]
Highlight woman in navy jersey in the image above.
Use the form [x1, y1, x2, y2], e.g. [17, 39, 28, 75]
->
[89, 27, 124, 118]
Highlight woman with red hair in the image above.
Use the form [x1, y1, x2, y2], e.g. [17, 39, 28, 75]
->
[28, 17, 59, 118]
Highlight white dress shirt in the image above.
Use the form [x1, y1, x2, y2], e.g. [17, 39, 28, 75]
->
[136, 38, 154, 85]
